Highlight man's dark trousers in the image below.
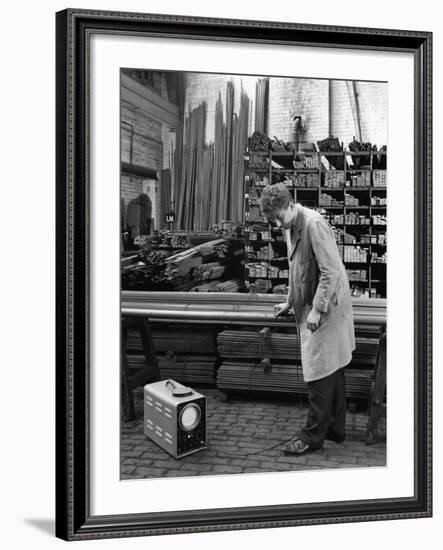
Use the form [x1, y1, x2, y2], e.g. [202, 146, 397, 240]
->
[299, 367, 346, 449]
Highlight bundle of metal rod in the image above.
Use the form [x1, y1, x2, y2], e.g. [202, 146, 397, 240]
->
[217, 330, 378, 365]
[157, 354, 217, 385]
[189, 280, 219, 292]
[164, 238, 226, 284]
[175, 103, 208, 229]
[165, 254, 202, 280]
[217, 362, 305, 393]
[173, 104, 183, 222]
[229, 88, 250, 223]
[254, 78, 269, 135]
[209, 279, 243, 293]
[343, 368, 374, 398]
[224, 81, 234, 223]
[210, 94, 225, 227]
[125, 326, 216, 354]
[126, 354, 217, 385]
[216, 361, 374, 399]
[192, 262, 225, 281]
[174, 83, 251, 229]
[169, 231, 218, 249]
[218, 330, 300, 359]
[176, 118, 188, 229]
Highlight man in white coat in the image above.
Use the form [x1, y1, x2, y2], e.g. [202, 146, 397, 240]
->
[259, 183, 356, 455]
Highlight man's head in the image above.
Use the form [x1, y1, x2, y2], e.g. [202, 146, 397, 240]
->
[259, 183, 296, 229]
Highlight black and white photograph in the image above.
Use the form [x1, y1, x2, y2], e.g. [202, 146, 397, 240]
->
[120, 69, 388, 480]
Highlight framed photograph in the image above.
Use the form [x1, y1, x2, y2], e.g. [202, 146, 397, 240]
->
[55, 9, 432, 541]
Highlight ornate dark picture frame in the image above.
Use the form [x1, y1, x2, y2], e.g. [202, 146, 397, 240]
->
[55, 9, 432, 541]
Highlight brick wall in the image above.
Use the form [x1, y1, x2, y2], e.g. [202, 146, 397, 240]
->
[183, 73, 387, 147]
[121, 72, 178, 234]
[268, 77, 329, 143]
[121, 102, 163, 168]
[330, 80, 387, 147]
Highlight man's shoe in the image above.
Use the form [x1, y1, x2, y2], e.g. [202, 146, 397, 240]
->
[325, 431, 345, 444]
[282, 439, 313, 456]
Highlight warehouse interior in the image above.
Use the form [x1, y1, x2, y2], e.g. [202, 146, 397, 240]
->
[120, 69, 387, 479]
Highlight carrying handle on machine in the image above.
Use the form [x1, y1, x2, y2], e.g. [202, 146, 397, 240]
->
[165, 379, 193, 397]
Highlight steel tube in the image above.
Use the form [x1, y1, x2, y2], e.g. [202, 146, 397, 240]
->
[122, 307, 283, 323]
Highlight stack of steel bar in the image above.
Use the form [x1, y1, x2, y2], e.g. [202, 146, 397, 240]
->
[209, 280, 243, 293]
[254, 78, 269, 135]
[122, 294, 385, 397]
[217, 330, 300, 359]
[224, 82, 234, 223]
[125, 324, 217, 385]
[157, 354, 217, 385]
[169, 231, 218, 249]
[343, 369, 374, 398]
[210, 94, 226, 227]
[217, 362, 305, 393]
[231, 89, 251, 224]
[189, 280, 220, 292]
[175, 102, 207, 229]
[175, 83, 251, 230]
[164, 239, 228, 287]
[215, 329, 378, 397]
[126, 325, 216, 354]
[125, 354, 217, 386]
[216, 362, 373, 398]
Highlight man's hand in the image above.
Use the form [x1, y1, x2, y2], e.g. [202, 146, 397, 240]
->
[274, 302, 291, 318]
[306, 307, 322, 332]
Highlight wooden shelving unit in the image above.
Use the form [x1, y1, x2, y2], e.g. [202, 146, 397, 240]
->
[243, 147, 387, 299]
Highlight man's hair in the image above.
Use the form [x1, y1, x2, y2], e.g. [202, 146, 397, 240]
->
[259, 183, 293, 216]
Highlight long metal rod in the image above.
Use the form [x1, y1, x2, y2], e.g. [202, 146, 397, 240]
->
[121, 290, 387, 308]
[121, 306, 386, 326]
[122, 307, 282, 323]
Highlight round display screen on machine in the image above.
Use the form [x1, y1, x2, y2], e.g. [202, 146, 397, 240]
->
[179, 404, 201, 431]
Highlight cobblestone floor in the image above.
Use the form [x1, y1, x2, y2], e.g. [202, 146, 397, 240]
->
[121, 388, 386, 480]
